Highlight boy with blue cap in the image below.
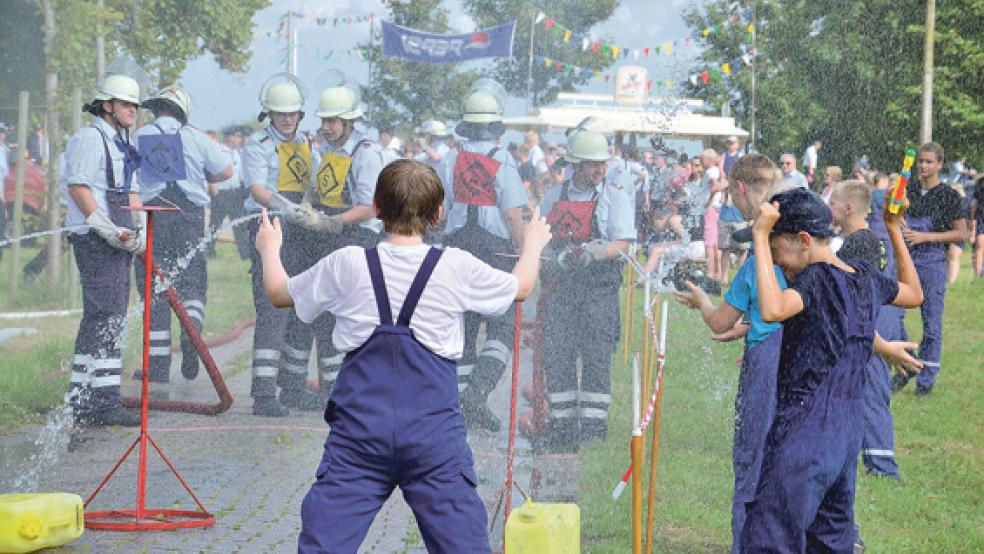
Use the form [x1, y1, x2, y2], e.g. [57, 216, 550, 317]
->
[673, 154, 789, 552]
[256, 159, 551, 552]
[740, 188, 922, 553]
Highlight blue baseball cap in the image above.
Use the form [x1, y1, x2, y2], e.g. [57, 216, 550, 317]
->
[731, 188, 833, 242]
[770, 188, 834, 238]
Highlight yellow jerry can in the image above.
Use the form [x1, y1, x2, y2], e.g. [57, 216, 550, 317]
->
[0, 493, 84, 553]
[504, 498, 580, 554]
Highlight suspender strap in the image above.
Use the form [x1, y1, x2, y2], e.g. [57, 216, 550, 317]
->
[94, 126, 117, 190]
[365, 247, 444, 328]
[397, 248, 443, 326]
[365, 248, 393, 326]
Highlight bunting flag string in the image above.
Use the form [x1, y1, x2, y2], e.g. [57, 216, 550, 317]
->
[534, 9, 755, 60]
[258, 10, 376, 41]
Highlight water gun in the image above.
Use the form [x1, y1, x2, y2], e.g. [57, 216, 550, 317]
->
[889, 148, 916, 214]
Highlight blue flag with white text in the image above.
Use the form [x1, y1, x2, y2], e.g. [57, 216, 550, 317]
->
[381, 20, 516, 63]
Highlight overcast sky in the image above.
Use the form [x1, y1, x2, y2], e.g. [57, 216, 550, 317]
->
[182, 0, 703, 132]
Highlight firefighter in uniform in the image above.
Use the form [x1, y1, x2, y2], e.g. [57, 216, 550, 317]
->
[440, 79, 527, 431]
[413, 119, 450, 172]
[537, 127, 636, 452]
[63, 74, 146, 426]
[208, 125, 246, 259]
[277, 83, 388, 404]
[133, 85, 232, 383]
[242, 75, 317, 416]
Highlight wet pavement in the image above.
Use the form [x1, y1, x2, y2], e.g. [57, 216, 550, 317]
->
[0, 314, 579, 553]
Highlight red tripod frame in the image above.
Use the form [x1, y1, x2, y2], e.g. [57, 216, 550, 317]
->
[85, 206, 215, 531]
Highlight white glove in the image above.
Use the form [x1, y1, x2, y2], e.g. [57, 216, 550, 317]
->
[266, 193, 307, 225]
[85, 209, 131, 251]
[121, 210, 147, 255]
[573, 239, 610, 268]
[308, 212, 344, 234]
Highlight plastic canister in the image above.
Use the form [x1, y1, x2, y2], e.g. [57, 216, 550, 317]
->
[504, 498, 580, 554]
[0, 493, 84, 553]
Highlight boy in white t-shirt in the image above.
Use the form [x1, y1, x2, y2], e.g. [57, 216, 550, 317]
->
[255, 159, 551, 553]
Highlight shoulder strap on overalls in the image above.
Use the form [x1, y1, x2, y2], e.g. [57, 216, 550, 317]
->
[365, 247, 444, 327]
[93, 125, 117, 190]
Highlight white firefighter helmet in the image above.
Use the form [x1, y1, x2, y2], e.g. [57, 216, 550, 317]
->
[565, 129, 610, 163]
[143, 84, 192, 123]
[315, 85, 363, 119]
[461, 78, 506, 123]
[417, 119, 449, 137]
[93, 74, 141, 105]
[258, 73, 307, 114]
[566, 116, 615, 136]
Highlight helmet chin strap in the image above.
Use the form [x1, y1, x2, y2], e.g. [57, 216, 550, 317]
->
[103, 101, 130, 139]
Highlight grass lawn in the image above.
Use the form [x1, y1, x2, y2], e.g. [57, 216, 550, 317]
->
[0, 241, 253, 432]
[578, 258, 984, 552]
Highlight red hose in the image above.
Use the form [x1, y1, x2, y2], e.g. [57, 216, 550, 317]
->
[121, 259, 234, 415]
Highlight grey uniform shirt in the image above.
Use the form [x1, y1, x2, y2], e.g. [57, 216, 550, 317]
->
[318, 129, 385, 233]
[242, 124, 319, 213]
[440, 139, 527, 241]
[133, 116, 231, 206]
[540, 178, 636, 242]
[62, 117, 140, 234]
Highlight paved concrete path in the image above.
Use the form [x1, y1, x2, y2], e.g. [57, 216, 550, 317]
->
[0, 315, 581, 553]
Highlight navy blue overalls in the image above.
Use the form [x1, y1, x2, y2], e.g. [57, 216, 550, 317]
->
[298, 247, 491, 554]
[68, 127, 139, 413]
[741, 268, 876, 553]
[731, 326, 781, 553]
[905, 196, 947, 390]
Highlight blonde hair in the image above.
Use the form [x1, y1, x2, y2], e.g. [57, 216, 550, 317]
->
[825, 166, 843, 182]
[833, 180, 871, 214]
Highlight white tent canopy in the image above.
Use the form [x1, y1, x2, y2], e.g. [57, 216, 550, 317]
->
[503, 93, 748, 142]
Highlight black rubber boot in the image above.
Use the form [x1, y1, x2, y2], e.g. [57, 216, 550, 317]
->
[252, 396, 289, 417]
[279, 388, 324, 411]
[461, 386, 501, 433]
[78, 404, 142, 427]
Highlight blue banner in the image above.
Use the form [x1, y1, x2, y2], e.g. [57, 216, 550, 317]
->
[381, 20, 516, 63]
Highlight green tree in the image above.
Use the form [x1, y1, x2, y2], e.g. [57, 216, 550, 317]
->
[115, 0, 269, 87]
[685, 0, 983, 170]
[463, 0, 619, 107]
[361, 0, 479, 129]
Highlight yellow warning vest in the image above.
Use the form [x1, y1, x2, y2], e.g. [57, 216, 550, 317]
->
[314, 149, 353, 209]
[276, 141, 312, 193]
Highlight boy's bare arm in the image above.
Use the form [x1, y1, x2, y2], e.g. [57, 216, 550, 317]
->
[255, 209, 294, 308]
[512, 206, 551, 301]
[883, 202, 923, 308]
[753, 201, 804, 322]
[673, 282, 742, 334]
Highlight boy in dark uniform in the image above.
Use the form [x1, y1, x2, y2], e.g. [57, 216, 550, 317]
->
[893, 142, 967, 395]
[740, 189, 922, 553]
[256, 159, 551, 552]
[830, 180, 922, 480]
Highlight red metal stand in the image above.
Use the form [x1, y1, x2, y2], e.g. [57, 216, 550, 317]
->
[85, 205, 216, 531]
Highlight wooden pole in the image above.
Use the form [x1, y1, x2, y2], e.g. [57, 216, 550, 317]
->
[8, 91, 29, 297]
[67, 88, 82, 306]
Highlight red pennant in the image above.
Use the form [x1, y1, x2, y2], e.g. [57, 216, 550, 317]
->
[544, 18, 555, 30]
[701, 70, 710, 85]
[647, 80, 653, 91]
[592, 42, 600, 54]
[644, 47, 649, 57]
[604, 74, 610, 83]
